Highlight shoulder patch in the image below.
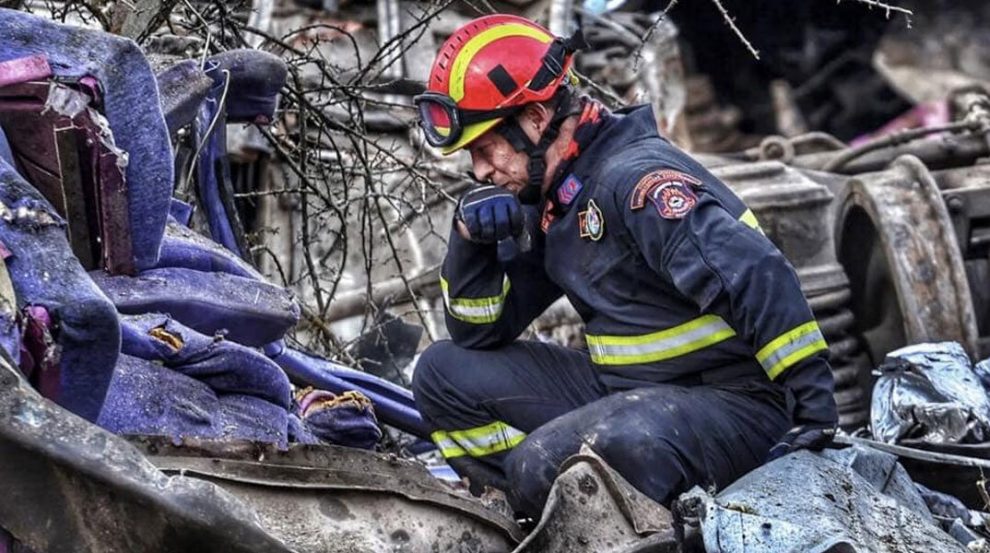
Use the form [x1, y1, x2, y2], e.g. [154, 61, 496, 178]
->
[557, 174, 584, 206]
[578, 199, 605, 241]
[630, 170, 700, 219]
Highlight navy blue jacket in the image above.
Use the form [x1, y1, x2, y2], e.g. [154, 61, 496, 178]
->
[440, 105, 837, 426]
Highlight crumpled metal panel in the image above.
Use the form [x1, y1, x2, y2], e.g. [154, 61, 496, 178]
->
[140, 438, 522, 552]
[0, 349, 521, 552]
[872, 342, 990, 444]
[512, 449, 676, 553]
[0, 354, 294, 553]
[679, 447, 965, 553]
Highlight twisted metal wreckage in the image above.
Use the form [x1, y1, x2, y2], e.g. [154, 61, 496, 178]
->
[3, 0, 990, 551]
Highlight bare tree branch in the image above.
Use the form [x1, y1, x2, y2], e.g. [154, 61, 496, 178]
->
[708, 0, 760, 60]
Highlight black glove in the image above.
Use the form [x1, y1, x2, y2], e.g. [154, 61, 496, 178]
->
[456, 185, 525, 244]
[766, 422, 837, 462]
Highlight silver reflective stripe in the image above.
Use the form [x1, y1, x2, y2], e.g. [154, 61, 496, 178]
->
[452, 424, 526, 456]
[431, 432, 467, 459]
[586, 315, 737, 365]
[440, 275, 510, 324]
[757, 321, 828, 380]
[431, 421, 527, 459]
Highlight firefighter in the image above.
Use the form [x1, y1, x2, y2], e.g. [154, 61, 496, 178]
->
[411, 14, 838, 517]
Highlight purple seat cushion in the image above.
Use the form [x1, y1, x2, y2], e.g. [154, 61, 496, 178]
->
[155, 220, 264, 280]
[296, 388, 382, 449]
[98, 354, 293, 446]
[205, 50, 287, 124]
[90, 267, 299, 347]
[120, 313, 291, 408]
[0, 159, 120, 422]
[97, 354, 220, 439]
[219, 394, 288, 447]
[155, 59, 212, 137]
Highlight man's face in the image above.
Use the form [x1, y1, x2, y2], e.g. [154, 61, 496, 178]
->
[466, 128, 530, 195]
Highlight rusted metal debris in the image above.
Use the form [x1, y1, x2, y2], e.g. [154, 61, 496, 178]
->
[5, 1, 990, 552]
[512, 447, 677, 553]
[677, 447, 970, 553]
[0, 349, 522, 552]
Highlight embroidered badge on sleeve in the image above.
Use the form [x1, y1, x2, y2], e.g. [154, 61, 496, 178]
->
[630, 170, 701, 219]
[578, 199, 605, 241]
[556, 174, 584, 206]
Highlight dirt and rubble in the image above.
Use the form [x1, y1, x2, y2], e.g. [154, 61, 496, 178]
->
[4, 0, 990, 552]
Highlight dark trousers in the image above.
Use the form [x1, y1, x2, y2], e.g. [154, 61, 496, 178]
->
[413, 339, 792, 517]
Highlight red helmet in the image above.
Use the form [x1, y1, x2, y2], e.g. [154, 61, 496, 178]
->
[415, 14, 576, 155]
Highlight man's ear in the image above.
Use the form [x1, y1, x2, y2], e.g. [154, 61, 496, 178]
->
[520, 103, 551, 140]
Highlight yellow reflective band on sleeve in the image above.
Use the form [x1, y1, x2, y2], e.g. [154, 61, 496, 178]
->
[430, 421, 527, 459]
[757, 321, 829, 380]
[440, 275, 511, 324]
[739, 209, 762, 232]
[431, 431, 468, 459]
[449, 24, 553, 102]
[586, 315, 737, 365]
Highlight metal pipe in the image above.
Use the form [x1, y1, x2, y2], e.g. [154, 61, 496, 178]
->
[791, 131, 990, 175]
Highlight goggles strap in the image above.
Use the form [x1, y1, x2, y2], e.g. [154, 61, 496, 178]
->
[496, 117, 534, 152]
[496, 117, 543, 204]
[529, 30, 588, 92]
[497, 87, 573, 205]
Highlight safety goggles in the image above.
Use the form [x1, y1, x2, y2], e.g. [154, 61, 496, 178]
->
[413, 92, 521, 149]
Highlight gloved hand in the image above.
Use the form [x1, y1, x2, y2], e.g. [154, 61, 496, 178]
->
[766, 421, 837, 462]
[456, 185, 525, 244]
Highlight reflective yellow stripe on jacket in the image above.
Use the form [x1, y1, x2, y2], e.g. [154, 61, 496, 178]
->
[440, 275, 511, 324]
[739, 208, 762, 232]
[431, 421, 527, 459]
[757, 321, 828, 380]
[586, 314, 737, 365]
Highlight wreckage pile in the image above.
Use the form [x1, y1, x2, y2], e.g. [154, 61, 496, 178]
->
[504, 342, 990, 552]
[4, 0, 990, 552]
[0, 8, 402, 450]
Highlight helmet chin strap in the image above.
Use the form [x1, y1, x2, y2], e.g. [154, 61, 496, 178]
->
[496, 87, 574, 205]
